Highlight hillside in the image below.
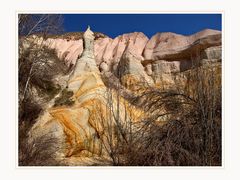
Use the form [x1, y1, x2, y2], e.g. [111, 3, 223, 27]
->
[18, 27, 222, 166]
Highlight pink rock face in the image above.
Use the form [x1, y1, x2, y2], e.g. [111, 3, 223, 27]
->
[143, 29, 221, 60]
[43, 32, 149, 70]
[41, 29, 221, 74]
[44, 38, 83, 66]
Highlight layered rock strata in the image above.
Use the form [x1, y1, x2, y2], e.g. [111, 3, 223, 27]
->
[25, 29, 221, 89]
[29, 27, 144, 164]
[25, 28, 222, 165]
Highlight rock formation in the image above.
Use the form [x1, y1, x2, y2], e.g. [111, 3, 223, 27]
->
[21, 28, 222, 165]
[143, 29, 221, 60]
[32, 28, 221, 88]
[67, 26, 100, 93]
[29, 27, 144, 165]
[117, 48, 154, 91]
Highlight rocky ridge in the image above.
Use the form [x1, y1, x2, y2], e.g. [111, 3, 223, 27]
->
[26, 28, 221, 89]
[29, 27, 145, 165]
[21, 27, 222, 165]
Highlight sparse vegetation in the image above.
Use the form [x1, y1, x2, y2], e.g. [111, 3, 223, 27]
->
[18, 16, 221, 166]
[94, 54, 221, 166]
[18, 14, 63, 37]
[18, 14, 69, 166]
[19, 130, 64, 166]
[54, 88, 74, 107]
[45, 32, 108, 41]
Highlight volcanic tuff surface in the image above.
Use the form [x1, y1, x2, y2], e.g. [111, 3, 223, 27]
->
[21, 28, 222, 165]
[29, 29, 221, 72]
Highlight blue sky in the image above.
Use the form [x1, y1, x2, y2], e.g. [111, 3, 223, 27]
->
[63, 14, 222, 38]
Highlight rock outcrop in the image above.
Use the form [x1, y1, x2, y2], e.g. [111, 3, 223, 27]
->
[67, 26, 100, 93]
[23, 28, 222, 165]
[32, 29, 221, 88]
[117, 49, 154, 91]
[201, 45, 222, 62]
[143, 29, 221, 60]
[29, 27, 145, 165]
[41, 32, 148, 71]
[22, 28, 222, 93]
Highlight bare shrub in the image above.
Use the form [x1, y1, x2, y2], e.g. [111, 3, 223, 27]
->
[19, 46, 68, 101]
[19, 132, 64, 166]
[18, 47, 69, 165]
[18, 14, 63, 37]
[96, 55, 221, 166]
[54, 88, 74, 107]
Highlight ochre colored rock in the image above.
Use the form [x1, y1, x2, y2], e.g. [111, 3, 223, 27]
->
[31, 29, 221, 75]
[24, 29, 221, 92]
[26, 28, 222, 165]
[29, 27, 146, 165]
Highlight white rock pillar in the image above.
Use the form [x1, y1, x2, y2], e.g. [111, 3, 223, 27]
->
[81, 26, 95, 59]
[68, 26, 100, 92]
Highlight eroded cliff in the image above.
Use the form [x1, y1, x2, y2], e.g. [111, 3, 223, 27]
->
[19, 27, 222, 166]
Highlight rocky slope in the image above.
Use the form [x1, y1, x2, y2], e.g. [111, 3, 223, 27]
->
[26, 27, 145, 165]
[41, 29, 221, 66]
[26, 28, 221, 88]
[20, 27, 222, 166]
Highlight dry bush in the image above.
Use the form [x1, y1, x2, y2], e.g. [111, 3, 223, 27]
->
[54, 88, 74, 107]
[129, 61, 221, 166]
[18, 14, 63, 37]
[19, 45, 68, 110]
[19, 46, 67, 96]
[19, 132, 64, 166]
[18, 37, 68, 166]
[18, 14, 66, 110]
[96, 57, 221, 166]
